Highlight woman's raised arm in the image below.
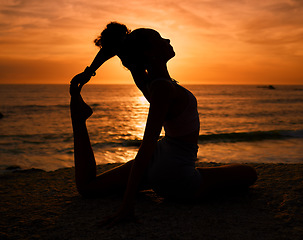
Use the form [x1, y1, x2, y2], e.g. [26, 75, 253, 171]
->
[71, 48, 116, 87]
[88, 48, 116, 73]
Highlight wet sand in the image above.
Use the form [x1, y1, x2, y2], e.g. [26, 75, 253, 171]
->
[1, 163, 302, 240]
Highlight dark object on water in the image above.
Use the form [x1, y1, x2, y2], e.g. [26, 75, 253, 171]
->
[6, 165, 21, 171]
[257, 85, 275, 90]
[0, 112, 3, 119]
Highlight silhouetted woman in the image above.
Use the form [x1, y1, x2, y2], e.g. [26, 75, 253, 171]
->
[70, 22, 257, 226]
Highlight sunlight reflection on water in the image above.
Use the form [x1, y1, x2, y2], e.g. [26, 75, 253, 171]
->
[0, 84, 302, 171]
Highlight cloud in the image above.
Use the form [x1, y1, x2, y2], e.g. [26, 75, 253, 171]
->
[234, 0, 303, 59]
[0, 1, 192, 55]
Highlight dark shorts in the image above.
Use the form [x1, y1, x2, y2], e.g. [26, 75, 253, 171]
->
[145, 136, 201, 200]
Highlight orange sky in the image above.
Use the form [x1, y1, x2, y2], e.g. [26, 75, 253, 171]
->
[0, 0, 302, 85]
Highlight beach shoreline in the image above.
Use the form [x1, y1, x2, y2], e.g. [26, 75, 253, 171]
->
[1, 162, 302, 240]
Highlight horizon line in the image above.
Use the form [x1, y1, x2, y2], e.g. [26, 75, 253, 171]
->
[1, 83, 302, 86]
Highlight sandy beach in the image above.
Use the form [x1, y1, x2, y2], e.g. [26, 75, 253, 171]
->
[1, 162, 302, 240]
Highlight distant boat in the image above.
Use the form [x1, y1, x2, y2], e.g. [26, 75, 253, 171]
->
[257, 85, 275, 90]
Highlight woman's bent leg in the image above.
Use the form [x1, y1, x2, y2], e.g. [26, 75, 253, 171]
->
[70, 85, 134, 197]
[80, 160, 135, 197]
[70, 86, 96, 194]
[195, 164, 257, 198]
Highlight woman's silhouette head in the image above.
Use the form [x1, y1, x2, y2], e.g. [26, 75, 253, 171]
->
[94, 22, 175, 70]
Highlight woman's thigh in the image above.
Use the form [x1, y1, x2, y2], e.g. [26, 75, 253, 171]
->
[78, 160, 134, 197]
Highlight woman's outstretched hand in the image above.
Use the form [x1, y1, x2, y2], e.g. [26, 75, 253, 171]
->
[98, 204, 137, 228]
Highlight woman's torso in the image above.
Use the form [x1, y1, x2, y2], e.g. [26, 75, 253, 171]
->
[147, 79, 200, 144]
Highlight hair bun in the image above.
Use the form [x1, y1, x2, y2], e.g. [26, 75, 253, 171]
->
[94, 22, 131, 53]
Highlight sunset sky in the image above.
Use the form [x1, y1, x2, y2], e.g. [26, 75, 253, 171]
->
[0, 0, 302, 84]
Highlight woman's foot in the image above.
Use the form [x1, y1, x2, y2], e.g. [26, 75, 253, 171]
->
[70, 84, 93, 122]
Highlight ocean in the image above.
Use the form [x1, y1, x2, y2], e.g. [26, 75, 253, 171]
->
[0, 84, 303, 173]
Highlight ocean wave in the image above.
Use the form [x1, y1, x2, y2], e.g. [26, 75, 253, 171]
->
[0, 133, 72, 142]
[1, 130, 302, 152]
[1, 104, 70, 115]
[91, 129, 303, 147]
[255, 98, 303, 104]
[12, 104, 69, 109]
[4, 103, 109, 114]
[198, 129, 303, 143]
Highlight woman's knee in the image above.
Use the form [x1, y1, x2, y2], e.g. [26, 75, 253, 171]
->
[237, 164, 257, 186]
[247, 165, 258, 185]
